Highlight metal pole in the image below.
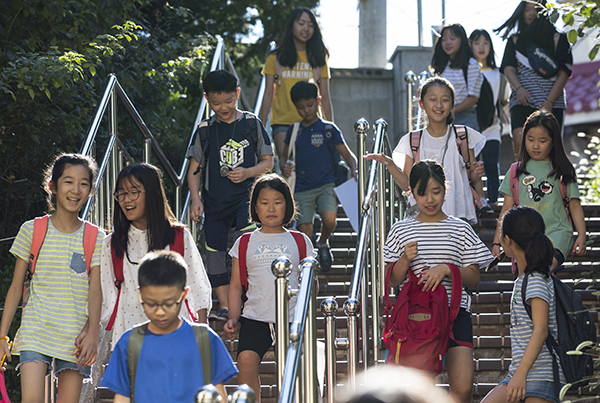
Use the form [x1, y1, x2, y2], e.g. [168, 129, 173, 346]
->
[354, 119, 369, 214]
[418, 0, 423, 47]
[404, 72, 416, 131]
[272, 257, 292, 396]
[321, 298, 338, 403]
[344, 298, 360, 392]
[143, 138, 152, 164]
[303, 261, 318, 403]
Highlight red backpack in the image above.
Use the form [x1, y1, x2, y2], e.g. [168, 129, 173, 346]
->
[410, 126, 483, 209]
[106, 226, 196, 330]
[383, 263, 462, 374]
[237, 230, 307, 292]
[26, 215, 98, 306]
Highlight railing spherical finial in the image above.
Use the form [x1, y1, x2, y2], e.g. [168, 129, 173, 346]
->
[299, 256, 320, 273]
[195, 384, 222, 402]
[271, 256, 293, 278]
[375, 118, 388, 130]
[321, 298, 339, 316]
[404, 71, 416, 83]
[354, 118, 370, 134]
[343, 298, 361, 315]
[229, 384, 257, 403]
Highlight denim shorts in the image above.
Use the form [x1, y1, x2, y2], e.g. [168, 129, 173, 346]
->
[271, 124, 290, 136]
[499, 376, 559, 403]
[453, 107, 479, 131]
[18, 350, 91, 380]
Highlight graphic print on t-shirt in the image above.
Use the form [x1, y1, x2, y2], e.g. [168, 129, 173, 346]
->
[311, 133, 324, 148]
[220, 139, 250, 169]
[254, 242, 292, 266]
[522, 174, 554, 202]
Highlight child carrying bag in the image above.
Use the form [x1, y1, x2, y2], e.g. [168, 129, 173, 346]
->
[383, 263, 462, 374]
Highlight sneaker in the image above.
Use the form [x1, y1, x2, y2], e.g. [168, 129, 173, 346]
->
[209, 307, 229, 321]
[316, 242, 333, 272]
[478, 198, 494, 217]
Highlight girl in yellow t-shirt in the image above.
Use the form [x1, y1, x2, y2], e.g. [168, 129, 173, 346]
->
[260, 6, 333, 162]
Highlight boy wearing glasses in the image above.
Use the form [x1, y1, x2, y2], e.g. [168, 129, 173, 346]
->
[101, 251, 237, 403]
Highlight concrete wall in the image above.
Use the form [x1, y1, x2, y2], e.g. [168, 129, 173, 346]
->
[329, 67, 394, 154]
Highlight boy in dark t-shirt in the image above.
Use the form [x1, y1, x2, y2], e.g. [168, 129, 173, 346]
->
[187, 70, 273, 320]
[281, 81, 357, 271]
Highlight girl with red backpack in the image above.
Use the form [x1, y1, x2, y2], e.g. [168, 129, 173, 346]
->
[482, 207, 564, 403]
[224, 174, 313, 402]
[0, 154, 105, 403]
[383, 160, 492, 403]
[100, 163, 212, 348]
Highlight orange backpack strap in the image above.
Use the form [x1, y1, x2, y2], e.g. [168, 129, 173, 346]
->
[82, 222, 99, 274]
[453, 125, 471, 169]
[29, 215, 49, 279]
[410, 130, 423, 163]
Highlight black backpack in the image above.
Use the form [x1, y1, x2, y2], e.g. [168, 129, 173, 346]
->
[462, 67, 495, 132]
[522, 273, 596, 395]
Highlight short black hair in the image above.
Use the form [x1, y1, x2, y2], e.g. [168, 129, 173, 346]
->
[203, 70, 238, 95]
[290, 80, 319, 104]
[249, 174, 296, 226]
[409, 160, 447, 196]
[138, 250, 187, 290]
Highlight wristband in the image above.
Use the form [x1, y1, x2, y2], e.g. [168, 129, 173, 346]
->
[1, 336, 8, 343]
[492, 243, 501, 247]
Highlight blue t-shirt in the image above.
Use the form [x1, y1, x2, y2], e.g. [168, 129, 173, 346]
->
[284, 118, 345, 193]
[101, 320, 238, 403]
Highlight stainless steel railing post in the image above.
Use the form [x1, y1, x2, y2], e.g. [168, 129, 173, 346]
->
[344, 297, 360, 392]
[321, 298, 338, 403]
[272, 257, 292, 396]
[195, 385, 222, 402]
[354, 119, 369, 213]
[229, 384, 257, 403]
[404, 71, 416, 131]
[143, 137, 152, 164]
[302, 258, 319, 403]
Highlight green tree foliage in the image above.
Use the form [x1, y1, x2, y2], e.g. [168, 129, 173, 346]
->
[0, 0, 317, 399]
[545, 1, 600, 202]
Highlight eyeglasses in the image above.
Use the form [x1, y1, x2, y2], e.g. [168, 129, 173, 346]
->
[113, 189, 145, 202]
[140, 292, 185, 312]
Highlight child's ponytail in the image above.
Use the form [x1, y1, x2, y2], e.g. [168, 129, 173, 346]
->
[501, 206, 553, 277]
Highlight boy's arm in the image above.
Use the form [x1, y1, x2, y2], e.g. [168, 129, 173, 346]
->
[113, 394, 131, 403]
[335, 143, 358, 180]
[223, 257, 244, 341]
[319, 78, 334, 122]
[228, 155, 273, 184]
[187, 158, 204, 222]
[74, 264, 102, 366]
[568, 198, 587, 256]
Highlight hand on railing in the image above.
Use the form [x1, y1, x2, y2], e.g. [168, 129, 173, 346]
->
[364, 153, 409, 191]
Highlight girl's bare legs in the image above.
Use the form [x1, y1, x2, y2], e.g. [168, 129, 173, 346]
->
[55, 369, 84, 403]
[446, 346, 474, 403]
[20, 361, 48, 403]
[236, 350, 261, 402]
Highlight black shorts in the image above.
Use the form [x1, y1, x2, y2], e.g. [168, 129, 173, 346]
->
[510, 105, 564, 132]
[237, 317, 274, 359]
[449, 308, 473, 349]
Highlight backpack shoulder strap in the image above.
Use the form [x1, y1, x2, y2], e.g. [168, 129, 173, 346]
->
[289, 230, 307, 261]
[127, 322, 149, 402]
[83, 222, 99, 274]
[242, 112, 260, 158]
[510, 162, 520, 206]
[29, 215, 49, 277]
[107, 240, 126, 331]
[453, 125, 471, 169]
[410, 130, 423, 163]
[169, 226, 185, 256]
[238, 232, 253, 290]
[192, 324, 212, 386]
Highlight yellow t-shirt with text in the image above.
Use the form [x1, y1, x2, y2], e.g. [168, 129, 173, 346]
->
[262, 51, 330, 126]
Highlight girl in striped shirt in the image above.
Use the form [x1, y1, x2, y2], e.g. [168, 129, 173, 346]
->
[482, 206, 564, 403]
[0, 154, 105, 403]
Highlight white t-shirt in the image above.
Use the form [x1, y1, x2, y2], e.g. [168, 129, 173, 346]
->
[441, 58, 483, 105]
[393, 125, 486, 223]
[229, 229, 314, 323]
[100, 226, 212, 348]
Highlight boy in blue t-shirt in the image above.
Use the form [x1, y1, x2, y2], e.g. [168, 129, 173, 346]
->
[101, 251, 238, 403]
[186, 70, 274, 320]
[281, 81, 357, 271]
